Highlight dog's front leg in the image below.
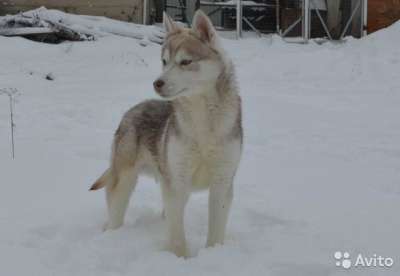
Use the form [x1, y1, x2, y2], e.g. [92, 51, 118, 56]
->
[206, 174, 234, 247]
[206, 140, 241, 247]
[161, 134, 194, 257]
[161, 181, 190, 257]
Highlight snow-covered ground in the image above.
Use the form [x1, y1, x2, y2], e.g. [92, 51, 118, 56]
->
[1, 21, 400, 276]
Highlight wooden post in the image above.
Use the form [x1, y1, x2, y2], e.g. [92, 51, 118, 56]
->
[327, 0, 341, 39]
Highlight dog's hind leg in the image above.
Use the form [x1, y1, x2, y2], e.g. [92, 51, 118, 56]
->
[103, 125, 139, 230]
[104, 167, 138, 230]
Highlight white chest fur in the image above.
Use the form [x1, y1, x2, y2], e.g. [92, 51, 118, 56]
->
[170, 90, 240, 190]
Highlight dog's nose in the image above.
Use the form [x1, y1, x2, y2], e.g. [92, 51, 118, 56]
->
[153, 79, 165, 92]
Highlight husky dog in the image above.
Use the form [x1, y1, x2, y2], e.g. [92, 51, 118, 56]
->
[90, 10, 242, 257]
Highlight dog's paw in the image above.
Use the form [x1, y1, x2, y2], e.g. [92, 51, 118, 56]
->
[173, 248, 188, 258]
[102, 222, 109, 232]
[102, 221, 123, 232]
[167, 244, 188, 258]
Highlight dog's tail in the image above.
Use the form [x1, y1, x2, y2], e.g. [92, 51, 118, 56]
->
[89, 168, 112, 191]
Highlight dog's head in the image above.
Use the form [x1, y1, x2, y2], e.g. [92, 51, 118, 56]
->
[153, 10, 224, 99]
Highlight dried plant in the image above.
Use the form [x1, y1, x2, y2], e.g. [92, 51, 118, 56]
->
[0, 88, 19, 159]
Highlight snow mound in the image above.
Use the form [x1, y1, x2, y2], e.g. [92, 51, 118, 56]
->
[0, 7, 165, 45]
[358, 19, 400, 47]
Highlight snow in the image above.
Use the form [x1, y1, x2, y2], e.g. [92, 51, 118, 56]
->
[1, 20, 400, 276]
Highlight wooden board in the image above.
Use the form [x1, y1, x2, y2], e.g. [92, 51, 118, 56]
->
[368, 0, 400, 33]
[0, 0, 143, 22]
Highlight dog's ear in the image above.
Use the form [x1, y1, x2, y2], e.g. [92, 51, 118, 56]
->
[192, 9, 217, 44]
[163, 12, 179, 33]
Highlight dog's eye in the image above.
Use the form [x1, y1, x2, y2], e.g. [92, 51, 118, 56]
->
[180, 60, 192, 66]
[162, 59, 167, 66]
